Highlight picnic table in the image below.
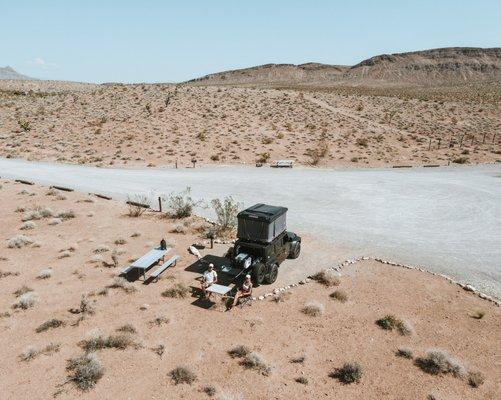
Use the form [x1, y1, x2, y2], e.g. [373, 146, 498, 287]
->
[205, 283, 233, 298]
[121, 247, 170, 280]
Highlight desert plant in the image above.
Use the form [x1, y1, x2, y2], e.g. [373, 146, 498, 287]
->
[302, 301, 325, 317]
[116, 324, 137, 334]
[295, 376, 308, 385]
[396, 347, 413, 359]
[57, 210, 76, 219]
[453, 156, 469, 164]
[471, 310, 486, 319]
[256, 152, 270, 164]
[20, 221, 36, 230]
[13, 285, 33, 297]
[108, 277, 137, 293]
[150, 315, 170, 327]
[356, 137, 369, 147]
[211, 196, 241, 231]
[48, 218, 61, 225]
[241, 352, 270, 375]
[13, 292, 37, 309]
[152, 344, 165, 357]
[170, 366, 197, 385]
[330, 362, 362, 384]
[7, 234, 33, 248]
[67, 353, 104, 391]
[203, 385, 217, 396]
[166, 187, 202, 218]
[311, 269, 340, 286]
[415, 349, 466, 378]
[18, 119, 31, 132]
[94, 244, 110, 253]
[20, 345, 39, 361]
[170, 223, 187, 234]
[126, 194, 150, 217]
[36, 318, 65, 333]
[37, 268, 52, 279]
[79, 330, 138, 352]
[330, 290, 348, 302]
[228, 345, 250, 358]
[467, 371, 485, 388]
[161, 282, 190, 298]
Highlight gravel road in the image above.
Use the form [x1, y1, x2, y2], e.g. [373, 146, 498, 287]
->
[1, 158, 499, 299]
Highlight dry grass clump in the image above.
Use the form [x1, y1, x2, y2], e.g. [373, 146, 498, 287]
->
[203, 385, 217, 396]
[59, 250, 71, 258]
[471, 310, 486, 319]
[170, 223, 187, 234]
[0, 311, 11, 319]
[114, 238, 127, 245]
[13, 292, 37, 309]
[20, 343, 60, 362]
[0, 270, 20, 279]
[240, 352, 271, 375]
[13, 285, 33, 297]
[295, 376, 309, 385]
[330, 362, 363, 384]
[329, 289, 348, 302]
[302, 301, 325, 317]
[7, 234, 33, 248]
[20, 221, 36, 230]
[151, 344, 165, 357]
[170, 366, 197, 385]
[36, 318, 65, 333]
[291, 355, 306, 364]
[57, 210, 76, 220]
[37, 268, 52, 279]
[272, 291, 291, 303]
[108, 277, 137, 293]
[467, 371, 485, 388]
[79, 330, 140, 352]
[116, 324, 137, 334]
[396, 347, 414, 359]
[376, 314, 414, 336]
[67, 353, 104, 391]
[415, 349, 466, 378]
[161, 282, 190, 298]
[228, 345, 250, 358]
[69, 295, 96, 316]
[311, 269, 340, 286]
[94, 244, 110, 253]
[48, 217, 61, 225]
[150, 315, 170, 327]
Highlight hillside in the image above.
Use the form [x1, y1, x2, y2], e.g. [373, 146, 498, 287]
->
[0, 66, 34, 81]
[188, 47, 501, 87]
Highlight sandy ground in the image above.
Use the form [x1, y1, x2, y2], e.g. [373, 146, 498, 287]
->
[0, 80, 499, 169]
[0, 179, 499, 400]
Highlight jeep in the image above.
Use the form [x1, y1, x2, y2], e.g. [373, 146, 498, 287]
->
[224, 203, 301, 285]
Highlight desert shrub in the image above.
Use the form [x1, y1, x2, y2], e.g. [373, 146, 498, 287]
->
[302, 301, 325, 317]
[170, 366, 197, 385]
[203, 385, 217, 396]
[13, 285, 33, 297]
[241, 352, 270, 375]
[36, 318, 65, 333]
[453, 156, 468, 164]
[152, 344, 165, 357]
[211, 196, 241, 231]
[42, 342, 61, 355]
[161, 283, 190, 298]
[116, 324, 136, 334]
[76, 295, 95, 315]
[291, 356, 306, 364]
[48, 217, 61, 225]
[13, 292, 37, 309]
[56, 210, 75, 220]
[108, 277, 137, 293]
[37, 206, 53, 218]
[59, 250, 71, 258]
[272, 291, 291, 303]
[0, 311, 11, 319]
[376, 314, 413, 335]
[150, 315, 170, 327]
[356, 137, 369, 147]
[295, 376, 308, 385]
[415, 349, 466, 378]
[67, 353, 104, 391]
[94, 244, 110, 253]
[20, 221, 36, 230]
[330, 290, 348, 302]
[467, 371, 485, 388]
[7, 234, 33, 248]
[131, 231, 141, 237]
[166, 187, 202, 218]
[20, 346, 39, 361]
[114, 238, 127, 245]
[472, 310, 485, 319]
[311, 269, 340, 286]
[79, 331, 138, 352]
[22, 210, 41, 221]
[170, 223, 187, 234]
[18, 119, 31, 131]
[396, 347, 413, 359]
[256, 152, 270, 164]
[228, 345, 250, 358]
[37, 268, 52, 279]
[126, 194, 150, 217]
[350, 156, 359, 163]
[0, 270, 19, 278]
[398, 320, 414, 336]
[330, 362, 362, 384]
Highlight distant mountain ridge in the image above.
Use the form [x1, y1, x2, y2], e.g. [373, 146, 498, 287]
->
[188, 47, 501, 87]
[0, 66, 35, 80]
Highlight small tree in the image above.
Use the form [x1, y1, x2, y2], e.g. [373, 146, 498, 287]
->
[211, 196, 241, 231]
[165, 187, 202, 218]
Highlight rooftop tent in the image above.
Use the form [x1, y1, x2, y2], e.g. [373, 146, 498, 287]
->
[237, 204, 287, 243]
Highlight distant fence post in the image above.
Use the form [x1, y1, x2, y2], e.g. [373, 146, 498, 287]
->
[428, 138, 432, 151]
[158, 196, 162, 212]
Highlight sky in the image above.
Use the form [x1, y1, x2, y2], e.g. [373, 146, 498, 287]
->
[1, 0, 500, 83]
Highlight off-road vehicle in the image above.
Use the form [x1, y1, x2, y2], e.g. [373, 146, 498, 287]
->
[223, 203, 301, 285]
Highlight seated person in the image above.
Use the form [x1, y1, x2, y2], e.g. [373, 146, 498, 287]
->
[160, 238, 167, 250]
[201, 263, 217, 299]
[232, 274, 253, 307]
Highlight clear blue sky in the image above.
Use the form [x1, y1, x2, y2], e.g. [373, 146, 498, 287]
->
[1, 0, 500, 83]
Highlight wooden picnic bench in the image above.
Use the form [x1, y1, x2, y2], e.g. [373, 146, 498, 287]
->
[120, 247, 170, 280]
[150, 255, 179, 282]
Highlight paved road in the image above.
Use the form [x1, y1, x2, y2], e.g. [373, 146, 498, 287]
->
[1, 158, 500, 299]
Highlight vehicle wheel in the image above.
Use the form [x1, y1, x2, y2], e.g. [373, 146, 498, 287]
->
[223, 247, 233, 259]
[288, 242, 301, 259]
[251, 262, 266, 286]
[264, 263, 279, 284]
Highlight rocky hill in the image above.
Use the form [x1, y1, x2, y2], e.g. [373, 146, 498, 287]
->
[0, 66, 34, 80]
[188, 47, 501, 87]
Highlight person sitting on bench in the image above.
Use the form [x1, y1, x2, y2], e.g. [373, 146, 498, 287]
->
[201, 263, 218, 299]
[160, 238, 167, 250]
[232, 274, 253, 307]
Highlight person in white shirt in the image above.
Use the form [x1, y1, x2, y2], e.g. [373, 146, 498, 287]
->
[201, 263, 218, 299]
[231, 274, 253, 308]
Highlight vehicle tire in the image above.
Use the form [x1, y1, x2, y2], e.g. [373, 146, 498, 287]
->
[251, 262, 266, 286]
[288, 242, 301, 259]
[264, 263, 279, 284]
[223, 247, 233, 259]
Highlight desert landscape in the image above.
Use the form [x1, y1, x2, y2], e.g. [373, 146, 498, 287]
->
[0, 179, 499, 400]
[1, 48, 500, 169]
